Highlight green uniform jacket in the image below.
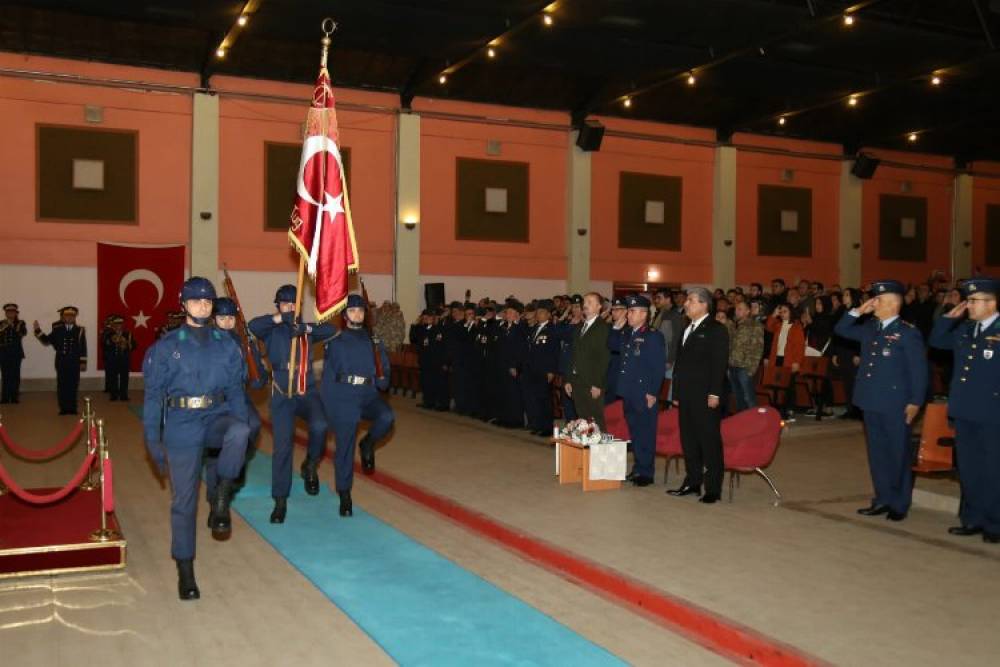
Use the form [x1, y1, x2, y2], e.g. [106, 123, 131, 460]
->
[568, 318, 611, 391]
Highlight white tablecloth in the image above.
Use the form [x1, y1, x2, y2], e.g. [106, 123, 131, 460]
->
[588, 440, 628, 480]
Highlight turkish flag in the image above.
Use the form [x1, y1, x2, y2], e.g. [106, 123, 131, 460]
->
[97, 243, 185, 371]
[288, 66, 359, 322]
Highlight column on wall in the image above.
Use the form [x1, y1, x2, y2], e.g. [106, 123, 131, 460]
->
[712, 146, 736, 288]
[190, 92, 220, 280]
[395, 112, 421, 323]
[565, 130, 592, 294]
[838, 160, 863, 287]
[952, 173, 973, 279]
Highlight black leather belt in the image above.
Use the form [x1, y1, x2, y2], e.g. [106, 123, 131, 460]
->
[336, 374, 372, 386]
[167, 394, 224, 409]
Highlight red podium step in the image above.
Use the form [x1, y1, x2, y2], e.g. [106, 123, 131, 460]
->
[0, 487, 126, 579]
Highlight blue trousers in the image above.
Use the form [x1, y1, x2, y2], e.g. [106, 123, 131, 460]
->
[205, 398, 262, 499]
[55, 359, 80, 413]
[954, 419, 1000, 533]
[270, 389, 328, 499]
[166, 414, 250, 560]
[728, 367, 757, 412]
[522, 372, 553, 433]
[322, 387, 394, 491]
[624, 397, 659, 479]
[862, 411, 913, 514]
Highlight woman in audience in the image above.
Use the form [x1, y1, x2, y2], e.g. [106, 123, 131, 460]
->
[765, 303, 805, 420]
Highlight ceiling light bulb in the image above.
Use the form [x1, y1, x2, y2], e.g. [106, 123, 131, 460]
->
[543, 14, 553, 26]
[848, 95, 858, 107]
[908, 132, 918, 142]
[237, 15, 248, 26]
[687, 73, 696, 86]
[439, 74, 447, 84]
[778, 116, 786, 126]
[623, 97, 632, 108]
[216, 47, 226, 58]
[843, 14, 854, 26]
[487, 47, 496, 58]
[931, 75, 941, 86]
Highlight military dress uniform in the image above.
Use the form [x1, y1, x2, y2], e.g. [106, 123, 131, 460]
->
[929, 278, 1000, 542]
[249, 285, 334, 521]
[102, 316, 137, 401]
[521, 301, 560, 436]
[496, 305, 527, 427]
[413, 311, 449, 410]
[319, 294, 394, 516]
[35, 307, 87, 415]
[1, 304, 27, 404]
[834, 280, 928, 519]
[449, 309, 479, 416]
[616, 296, 666, 485]
[554, 318, 579, 422]
[142, 277, 250, 600]
[101, 314, 115, 394]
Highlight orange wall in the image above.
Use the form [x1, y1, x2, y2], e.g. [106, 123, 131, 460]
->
[0, 53, 195, 266]
[860, 149, 953, 284]
[733, 134, 841, 286]
[216, 76, 398, 273]
[590, 117, 716, 284]
[414, 98, 568, 279]
[971, 161, 1000, 275]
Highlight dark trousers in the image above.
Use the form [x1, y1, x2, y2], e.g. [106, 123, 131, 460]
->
[862, 411, 913, 514]
[419, 360, 449, 409]
[953, 419, 1000, 533]
[624, 397, 658, 478]
[571, 384, 606, 429]
[453, 364, 478, 415]
[729, 367, 757, 412]
[522, 372, 553, 433]
[106, 360, 130, 400]
[497, 371, 524, 426]
[678, 398, 724, 495]
[55, 359, 80, 413]
[166, 414, 250, 560]
[0, 357, 21, 402]
[560, 385, 577, 422]
[270, 390, 328, 499]
[324, 388, 394, 491]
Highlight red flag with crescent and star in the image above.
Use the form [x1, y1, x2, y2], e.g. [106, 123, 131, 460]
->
[288, 64, 359, 322]
[96, 243, 185, 371]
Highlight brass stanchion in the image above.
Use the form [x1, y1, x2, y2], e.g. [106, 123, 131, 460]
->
[79, 397, 98, 491]
[90, 419, 121, 543]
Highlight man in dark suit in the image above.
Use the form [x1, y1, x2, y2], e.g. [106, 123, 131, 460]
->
[668, 287, 730, 503]
[522, 299, 560, 436]
[564, 292, 610, 429]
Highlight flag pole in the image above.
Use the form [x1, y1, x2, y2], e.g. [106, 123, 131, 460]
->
[288, 257, 306, 395]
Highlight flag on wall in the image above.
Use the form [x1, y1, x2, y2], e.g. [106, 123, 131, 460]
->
[97, 243, 185, 371]
[288, 63, 359, 321]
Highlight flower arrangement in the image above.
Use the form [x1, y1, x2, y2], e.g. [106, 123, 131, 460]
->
[557, 418, 604, 445]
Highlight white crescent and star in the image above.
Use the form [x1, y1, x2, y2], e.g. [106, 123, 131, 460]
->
[118, 269, 164, 330]
[295, 135, 346, 276]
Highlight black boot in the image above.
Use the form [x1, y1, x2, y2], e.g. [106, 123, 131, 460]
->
[359, 434, 376, 475]
[270, 497, 287, 524]
[338, 490, 353, 517]
[176, 559, 200, 600]
[300, 459, 320, 496]
[209, 479, 234, 536]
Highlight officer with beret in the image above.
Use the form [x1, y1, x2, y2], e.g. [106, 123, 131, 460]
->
[616, 295, 666, 486]
[495, 301, 527, 427]
[522, 299, 560, 436]
[318, 294, 394, 517]
[604, 297, 628, 404]
[142, 277, 250, 600]
[0, 304, 27, 404]
[34, 306, 87, 415]
[929, 277, 1000, 542]
[249, 285, 335, 524]
[102, 315, 137, 401]
[834, 280, 928, 521]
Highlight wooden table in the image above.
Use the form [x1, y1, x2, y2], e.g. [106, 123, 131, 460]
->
[554, 438, 624, 492]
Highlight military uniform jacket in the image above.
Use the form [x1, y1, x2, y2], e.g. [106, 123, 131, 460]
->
[0, 319, 27, 360]
[617, 325, 666, 403]
[496, 321, 528, 372]
[929, 315, 1000, 424]
[569, 318, 610, 390]
[524, 322, 559, 377]
[37, 322, 87, 366]
[248, 316, 336, 392]
[321, 328, 391, 393]
[553, 321, 577, 375]
[834, 312, 928, 414]
[142, 325, 249, 445]
[102, 329, 137, 363]
[672, 318, 728, 401]
[415, 324, 447, 368]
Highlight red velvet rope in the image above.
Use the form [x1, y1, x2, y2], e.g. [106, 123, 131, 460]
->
[102, 458, 115, 513]
[0, 419, 85, 461]
[0, 450, 97, 505]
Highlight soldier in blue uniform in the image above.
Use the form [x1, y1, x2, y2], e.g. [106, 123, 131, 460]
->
[929, 277, 1000, 543]
[521, 299, 560, 436]
[604, 297, 628, 405]
[34, 306, 87, 415]
[495, 301, 527, 428]
[616, 295, 666, 486]
[249, 285, 334, 524]
[834, 280, 927, 521]
[142, 277, 250, 600]
[318, 294, 394, 517]
[102, 315, 137, 401]
[1, 304, 27, 404]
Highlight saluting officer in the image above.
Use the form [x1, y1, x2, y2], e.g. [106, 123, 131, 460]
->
[102, 315, 137, 401]
[929, 277, 1000, 543]
[1, 304, 27, 404]
[495, 301, 527, 428]
[604, 297, 628, 405]
[318, 294, 394, 517]
[249, 285, 334, 524]
[834, 280, 928, 521]
[521, 299, 560, 436]
[101, 314, 115, 394]
[143, 277, 250, 600]
[616, 295, 666, 486]
[34, 306, 87, 415]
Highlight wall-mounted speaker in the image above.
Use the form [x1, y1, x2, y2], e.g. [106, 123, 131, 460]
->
[575, 120, 605, 152]
[851, 153, 881, 179]
[424, 282, 445, 309]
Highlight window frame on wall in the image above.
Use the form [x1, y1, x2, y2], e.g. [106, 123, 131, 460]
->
[617, 171, 683, 251]
[454, 157, 530, 243]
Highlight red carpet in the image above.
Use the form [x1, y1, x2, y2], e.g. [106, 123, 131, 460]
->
[0, 488, 126, 578]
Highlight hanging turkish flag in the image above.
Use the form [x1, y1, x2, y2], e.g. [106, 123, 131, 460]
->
[288, 64, 359, 322]
[97, 243, 185, 371]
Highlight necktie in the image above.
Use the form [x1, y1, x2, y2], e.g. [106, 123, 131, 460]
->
[974, 322, 981, 339]
[581, 321, 590, 337]
[684, 323, 695, 345]
[877, 321, 883, 333]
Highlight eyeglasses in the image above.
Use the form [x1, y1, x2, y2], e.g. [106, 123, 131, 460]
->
[967, 297, 996, 303]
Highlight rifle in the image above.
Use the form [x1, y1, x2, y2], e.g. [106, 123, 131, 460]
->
[359, 278, 384, 380]
[222, 264, 270, 385]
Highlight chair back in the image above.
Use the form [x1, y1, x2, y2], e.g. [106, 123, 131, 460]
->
[913, 402, 954, 473]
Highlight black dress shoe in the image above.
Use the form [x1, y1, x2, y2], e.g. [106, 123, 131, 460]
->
[632, 475, 654, 487]
[300, 459, 320, 495]
[857, 503, 890, 516]
[886, 510, 907, 522]
[358, 434, 376, 475]
[948, 525, 982, 536]
[667, 485, 701, 497]
[983, 532, 1000, 544]
[270, 498, 287, 524]
[699, 493, 721, 504]
[625, 471, 637, 482]
[338, 490, 353, 517]
[176, 559, 200, 601]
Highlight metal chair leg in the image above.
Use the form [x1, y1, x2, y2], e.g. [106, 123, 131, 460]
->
[754, 467, 782, 506]
[728, 471, 737, 503]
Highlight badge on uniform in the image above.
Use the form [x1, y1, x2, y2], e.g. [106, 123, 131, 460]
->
[882, 348, 891, 357]
[986, 349, 994, 360]
[173, 351, 181, 359]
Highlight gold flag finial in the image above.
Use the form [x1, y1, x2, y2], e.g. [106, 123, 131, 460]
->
[320, 18, 337, 68]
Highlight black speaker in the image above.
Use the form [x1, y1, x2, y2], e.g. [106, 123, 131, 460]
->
[424, 283, 445, 309]
[575, 120, 605, 152]
[851, 153, 881, 179]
